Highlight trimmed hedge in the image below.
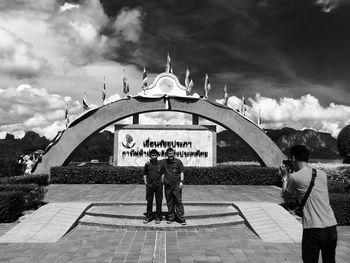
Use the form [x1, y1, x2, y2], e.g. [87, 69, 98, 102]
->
[51, 165, 280, 185]
[330, 193, 350, 225]
[0, 191, 24, 223]
[310, 165, 350, 182]
[0, 174, 49, 186]
[328, 180, 348, 194]
[0, 184, 46, 209]
[51, 166, 143, 184]
[184, 166, 280, 185]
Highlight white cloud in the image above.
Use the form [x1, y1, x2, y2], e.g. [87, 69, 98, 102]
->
[112, 7, 143, 42]
[0, 27, 50, 78]
[104, 94, 122, 104]
[315, 0, 340, 12]
[246, 94, 350, 137]
[0, 84, 83, 139]
[50, 0, 110, 66]
[59, 3, 79, 13]
[0, 0, 57, 14]
[1, 84, 349, 140]
[140, 112, 191, 126]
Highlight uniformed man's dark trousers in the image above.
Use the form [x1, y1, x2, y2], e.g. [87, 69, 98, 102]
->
[146, 184, 163, 219]
[164, 184, 185, 222]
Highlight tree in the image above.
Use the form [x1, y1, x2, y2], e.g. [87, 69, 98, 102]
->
[337, 124, 350, 164]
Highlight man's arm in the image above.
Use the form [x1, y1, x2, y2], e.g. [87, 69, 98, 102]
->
[180, 172, 184, 182]
[143, 163, 148, 185]
[179, 160, 185, 188]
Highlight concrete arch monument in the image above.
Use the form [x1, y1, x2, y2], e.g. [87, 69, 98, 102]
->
[34, 73, 285, 175]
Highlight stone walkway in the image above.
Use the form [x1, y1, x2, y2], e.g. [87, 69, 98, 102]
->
[234, 202, 302, 243]
[0, 203, 91, 243]
[0, 184, 349, 262]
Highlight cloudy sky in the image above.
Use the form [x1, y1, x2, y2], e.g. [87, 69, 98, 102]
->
[1, 0, 350, 139]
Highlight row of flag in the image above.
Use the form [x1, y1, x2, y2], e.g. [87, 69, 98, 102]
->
[64, 53, 262, 127]
[67, 95, 262, 128]
[67, 93, 261, 129]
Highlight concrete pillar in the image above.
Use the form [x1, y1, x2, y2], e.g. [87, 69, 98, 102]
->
[192, 114, 199, 125]
[133, 114, 139, 124]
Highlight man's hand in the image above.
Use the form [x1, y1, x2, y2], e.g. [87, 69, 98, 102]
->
[279, 163, 288, 176]
[179, 181, 183, 189]
[279, 164, 290, 183]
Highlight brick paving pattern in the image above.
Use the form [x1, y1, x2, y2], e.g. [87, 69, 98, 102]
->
[0, 184, 349, 262]
[44, 185, 283, 203]
[1, 225, 349, 262]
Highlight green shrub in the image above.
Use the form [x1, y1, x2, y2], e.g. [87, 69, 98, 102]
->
[0, 184, 46, 209]
[0, 174, 49, 186]
[328, 180, 348, 194]
[50, 165, 280, 185]
[51, 166, 143, 184]
[312, 165, 350, 182]
[184, 166, 280, 185]
[0, 191, 24, 223]
[330, 193, 350, 225]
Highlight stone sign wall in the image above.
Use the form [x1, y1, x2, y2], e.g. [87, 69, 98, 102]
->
[114, 125, 216, 167]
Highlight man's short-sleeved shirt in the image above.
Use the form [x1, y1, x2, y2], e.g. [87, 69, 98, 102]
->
[162, 158, 184, 185]
[143, 160, 162, 186]
[286, 167, 337, 229]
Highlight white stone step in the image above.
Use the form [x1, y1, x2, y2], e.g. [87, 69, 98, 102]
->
[86, 204, 239, 219]
[79, 214, 245, 230]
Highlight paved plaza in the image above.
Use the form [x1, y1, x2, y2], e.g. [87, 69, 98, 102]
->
[0, 185, 349, 262]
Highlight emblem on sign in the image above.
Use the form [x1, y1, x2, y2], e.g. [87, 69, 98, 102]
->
[122, 134, 135, 149]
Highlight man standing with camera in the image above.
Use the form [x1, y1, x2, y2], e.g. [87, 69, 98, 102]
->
[281, 145, 337, 263]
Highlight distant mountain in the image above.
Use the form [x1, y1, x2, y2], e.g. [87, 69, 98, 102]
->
[218, 127, 340, 161]
[266, 128, 340, 159]
[0, 127, 341, 177]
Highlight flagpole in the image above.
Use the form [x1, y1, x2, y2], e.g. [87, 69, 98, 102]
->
[102, 76, 106, 104]
[65, 103, 69, 128]
[142, 67, 148, 95]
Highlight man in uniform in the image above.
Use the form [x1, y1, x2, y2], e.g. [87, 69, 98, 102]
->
[143, 149, 163, 224]
[162, 147, 186, 225]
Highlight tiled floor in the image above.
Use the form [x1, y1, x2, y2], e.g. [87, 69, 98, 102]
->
[0, 184, 349, 262]
[44, 184, 283, 203]
[1, 225, 349, 262]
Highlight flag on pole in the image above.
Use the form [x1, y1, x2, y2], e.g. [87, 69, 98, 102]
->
[185, 68, 194, 93]
[142, 67, 148, 94]
[223, 84, 228, 106]
[204, 73, 211, 98]
[165, 52, 173, 74]
[83, 93, 90, 111]
[123, 71, 129, 95]
[65, 103, 69, 127]
[240, 95, 246, 116]
[258, 108, 262, 126]
[102, 77, 106, 103]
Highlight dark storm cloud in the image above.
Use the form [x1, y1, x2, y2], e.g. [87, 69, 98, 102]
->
[98, 0, 350, 104]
